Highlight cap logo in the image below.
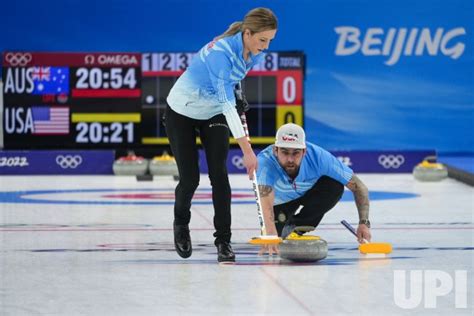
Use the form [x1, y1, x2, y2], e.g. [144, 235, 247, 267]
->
[281, 133, 298, 142]
[275, 124, 305, 148]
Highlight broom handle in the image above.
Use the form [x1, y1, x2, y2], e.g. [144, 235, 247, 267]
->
[341, 220, 368, 244]
[240, 113, 267, 236]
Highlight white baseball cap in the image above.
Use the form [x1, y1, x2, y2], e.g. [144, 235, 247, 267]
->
[275, 123, 306, 149]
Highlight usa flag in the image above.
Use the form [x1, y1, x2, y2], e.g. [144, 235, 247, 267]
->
[31, 106, 70, 135]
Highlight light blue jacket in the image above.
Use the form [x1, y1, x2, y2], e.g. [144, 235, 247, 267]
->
[257, 143, 354, 205]
[167, 32, 264, 138]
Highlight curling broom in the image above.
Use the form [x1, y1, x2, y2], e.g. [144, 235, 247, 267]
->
[240, 113, 281, 245]
[341, 220, 392, 254]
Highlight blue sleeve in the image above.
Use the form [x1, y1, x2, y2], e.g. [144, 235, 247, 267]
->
[319, 149, 354, 185]
[203, 49, 236, 109]
[202, 47, 245, 138]
[257, 152, 277, 187]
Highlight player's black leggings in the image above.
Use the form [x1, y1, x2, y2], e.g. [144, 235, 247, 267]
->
[274, 176, 344, 236]
[165, 105, 232, 244]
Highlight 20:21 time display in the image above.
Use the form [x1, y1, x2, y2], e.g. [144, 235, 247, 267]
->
[75, 122, 134, 143]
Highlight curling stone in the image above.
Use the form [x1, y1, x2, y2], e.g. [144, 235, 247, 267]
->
[113, 153, 149, 176]
[413, 159, 448, 182]
[149, 151, 179, 180]
[280, 226, 328, 262]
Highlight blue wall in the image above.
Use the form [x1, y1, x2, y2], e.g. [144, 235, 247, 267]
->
[2, 0, 473, 153]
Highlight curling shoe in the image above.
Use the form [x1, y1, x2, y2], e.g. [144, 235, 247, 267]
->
[281, 223, 296, 239]
[216, 241, 235, 263]
[282, 224, 316, 240]
[173, 222, 192, 258]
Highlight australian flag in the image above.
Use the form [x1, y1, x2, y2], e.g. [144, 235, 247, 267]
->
[32, 67, 69, 95]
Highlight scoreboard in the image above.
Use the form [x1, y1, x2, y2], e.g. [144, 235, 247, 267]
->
[2, 52, 141, 149]
[2, 51, 304, 149]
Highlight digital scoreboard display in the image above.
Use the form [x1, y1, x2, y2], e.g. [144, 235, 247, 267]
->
[2, 51, 304, 149]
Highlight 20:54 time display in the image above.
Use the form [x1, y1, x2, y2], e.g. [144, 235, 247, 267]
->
[75, 67, 137, 89]
[75, 122, 134, 143]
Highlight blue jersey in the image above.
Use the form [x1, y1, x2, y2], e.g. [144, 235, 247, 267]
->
[167, 32, 264, 139]
[257, 143, 354, 205]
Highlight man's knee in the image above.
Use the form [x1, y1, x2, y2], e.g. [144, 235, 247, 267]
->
[274, 210, 288, 236]
[295, 177, 345, 217]
[327, 177, 344, 201]
[313, 176, 344, 201]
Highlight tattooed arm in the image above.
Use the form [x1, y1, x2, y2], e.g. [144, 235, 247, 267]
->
[345, 174, 372, 242]
[257, 184, 279, 255]
[257, 185, 278, 236]
[345, 174, 370, 221]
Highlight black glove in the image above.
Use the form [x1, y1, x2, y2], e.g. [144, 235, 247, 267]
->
[234, 84, 249, 115]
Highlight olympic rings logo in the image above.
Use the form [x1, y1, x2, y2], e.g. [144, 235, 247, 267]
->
[5, 52, 32, 66]
[231, 155, 245, 170]
[378, 154, 405, 169]
[56, 155, 83, 169]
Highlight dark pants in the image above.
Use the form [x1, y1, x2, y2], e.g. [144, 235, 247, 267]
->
[274, 176, 344, 236]
[165, 105, 232, 244]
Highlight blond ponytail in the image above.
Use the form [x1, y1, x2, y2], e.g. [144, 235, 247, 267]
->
[215, 22, 243, 40]
[214, 8, 277, 41]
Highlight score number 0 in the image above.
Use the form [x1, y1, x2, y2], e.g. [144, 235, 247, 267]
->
[280, 74, 300, 125]
[282, 76, 297, 104]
